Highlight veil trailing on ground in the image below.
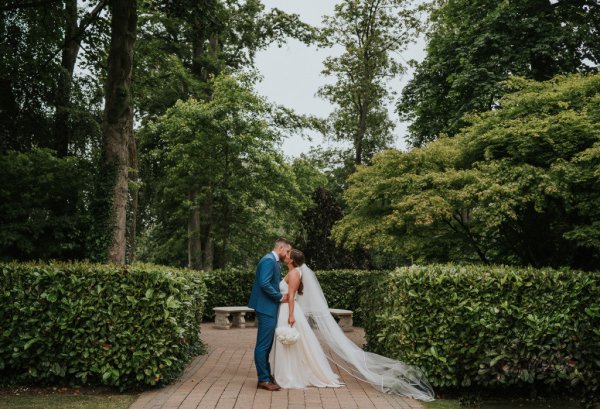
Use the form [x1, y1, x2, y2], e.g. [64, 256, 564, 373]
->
[297, 264, 435, 402]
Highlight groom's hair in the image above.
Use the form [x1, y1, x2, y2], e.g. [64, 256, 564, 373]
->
[274, 237, 291, 248]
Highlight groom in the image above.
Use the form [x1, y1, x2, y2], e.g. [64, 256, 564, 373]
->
[248, 237, 291, 391]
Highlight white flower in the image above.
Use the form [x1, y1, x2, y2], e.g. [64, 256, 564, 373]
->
[276, 326, 300, 345]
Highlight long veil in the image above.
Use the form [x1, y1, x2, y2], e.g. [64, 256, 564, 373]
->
[297, 264, 435, 402]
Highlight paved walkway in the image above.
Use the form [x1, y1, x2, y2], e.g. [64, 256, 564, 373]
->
[130, 324, 425, 409]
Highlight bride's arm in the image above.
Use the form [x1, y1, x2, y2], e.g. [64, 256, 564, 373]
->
[287, 269, 301, 327]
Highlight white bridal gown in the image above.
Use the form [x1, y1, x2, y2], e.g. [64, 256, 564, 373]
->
[270, 274, 343, 389]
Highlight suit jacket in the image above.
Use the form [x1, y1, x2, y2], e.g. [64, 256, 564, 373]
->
[248, 252, 282, 317]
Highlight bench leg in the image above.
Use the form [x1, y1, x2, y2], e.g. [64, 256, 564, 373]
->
[338, 315, 353, 332]
[232, 312, 247, 329]
[214, 312, 232, 329]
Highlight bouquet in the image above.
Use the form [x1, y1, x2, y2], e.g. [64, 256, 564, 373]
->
[276, 325, 300, 345]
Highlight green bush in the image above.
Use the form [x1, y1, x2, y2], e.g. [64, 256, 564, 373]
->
[362, 264, 600, 402]
[0, 149, 95, 261]
[203, 268, 386, 326]
[313, 269, 388, 327]
[0, 261, 206, 390]
[203, 267, 256, 320]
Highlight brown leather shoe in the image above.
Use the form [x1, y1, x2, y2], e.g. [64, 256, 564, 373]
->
[257, 381, 281, 391]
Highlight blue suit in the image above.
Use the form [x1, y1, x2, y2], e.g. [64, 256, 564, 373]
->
[248, 252, 283, 382]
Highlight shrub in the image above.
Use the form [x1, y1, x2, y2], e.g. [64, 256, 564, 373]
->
[0, 148, 94, 261]
[203, 267, 256, 321]
[313, 269, 388, 327]
[0, 261, 206, 390]
[203, 268, 387, 326]
[362, 264, 600, 403]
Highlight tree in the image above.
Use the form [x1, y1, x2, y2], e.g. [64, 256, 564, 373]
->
[399, 0, 600, 147]
[334, 73, 600, 270]
[295, 187, 372, 269]
[0, 1, 108, 155]
[0, 1, 109, 263]
[318, 0, 420, 165]
[0, 148, 94, 261]
[134, 0, 315, 121]
[53, 0, 107, 157]
[102, 0, 137, 264]
[137, 75, 313, 269]
[0, 2, 64, 152]
[135, 0, 316, 268]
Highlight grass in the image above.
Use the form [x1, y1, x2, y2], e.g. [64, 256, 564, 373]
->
[424, 399, 580, 409]
[0, 388, 138, 409]
[0, 395, 137, 409]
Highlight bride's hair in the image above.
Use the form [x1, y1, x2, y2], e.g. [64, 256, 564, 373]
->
[290, 249, 304, 295]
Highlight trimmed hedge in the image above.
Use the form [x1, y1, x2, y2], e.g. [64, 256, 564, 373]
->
[313, 269, 388, 327]
[203, 268, 386, 326]
[362, 264, 600, 402]
[0, 262, 206, 389]
[203, 267, 256, 321]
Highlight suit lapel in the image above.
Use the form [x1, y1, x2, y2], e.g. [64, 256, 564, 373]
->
[275, 257, 281, 282]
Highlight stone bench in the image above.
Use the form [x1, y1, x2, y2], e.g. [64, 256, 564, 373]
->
[213, 306, 353, 332]
[328, 308, 354, 332]
[213, 306, 255, 330]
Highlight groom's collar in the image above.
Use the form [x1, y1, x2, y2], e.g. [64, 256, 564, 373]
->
[271, 251, 279, 262]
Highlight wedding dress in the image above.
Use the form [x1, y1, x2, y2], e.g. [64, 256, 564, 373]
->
[270, 271, 343, 388]
[287, 264, 435, 401]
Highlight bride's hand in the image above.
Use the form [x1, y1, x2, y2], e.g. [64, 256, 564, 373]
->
[288, 316, 296, 327]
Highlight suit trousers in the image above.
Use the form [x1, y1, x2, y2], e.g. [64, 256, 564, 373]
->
[254, 311, 277, 382]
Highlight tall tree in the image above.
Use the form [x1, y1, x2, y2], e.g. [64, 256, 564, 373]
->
[137, 75, 312, 269]
[102, 0, 137, 264]
[399, 0, 600, 147]
[53, 0, 107, 157]
[318, 0, 420, 165]
[334, 73, 600, 270]
[135, 0, 315, 269]
[0, 2, 63, 151]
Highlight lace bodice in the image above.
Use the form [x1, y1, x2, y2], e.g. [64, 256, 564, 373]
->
[279, 279, 289, 295]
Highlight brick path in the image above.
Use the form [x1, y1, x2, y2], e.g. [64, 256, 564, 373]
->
[129, 325, 426, 409]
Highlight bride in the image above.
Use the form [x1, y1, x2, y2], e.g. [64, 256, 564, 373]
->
[271, 249, 343, 388]
[271, 249, 435, 401]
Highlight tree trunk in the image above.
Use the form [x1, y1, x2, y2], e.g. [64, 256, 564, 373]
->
[187, 190, 203, 270]
[53, 0, 79, 157]
[103, 0, 137, 264]
[126, 130, 139, 263]
[527, 0, 556, 81]
[201, 195, 214, 271]
[0, 78, 20, 151]
[185, 25, 205, 270]
[203, 231, 214, 271]
[355, 104, 367, 165]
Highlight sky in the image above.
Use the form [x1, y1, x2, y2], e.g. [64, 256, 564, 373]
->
[254, 0, 427, 157]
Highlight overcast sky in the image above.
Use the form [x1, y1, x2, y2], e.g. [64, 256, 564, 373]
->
[254, 0, 427, 157]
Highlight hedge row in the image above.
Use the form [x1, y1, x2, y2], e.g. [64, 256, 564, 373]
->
[6, 261, 596, 400]
[362, 264, 600, 402]
[0, 262, 206, 389]
[203, 268, 386, 326]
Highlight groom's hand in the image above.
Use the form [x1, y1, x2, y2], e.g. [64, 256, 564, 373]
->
[280, 294, 289, 303]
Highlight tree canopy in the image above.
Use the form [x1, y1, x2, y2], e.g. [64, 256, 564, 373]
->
[137, 74, 319, 268]
[334, 73, 600, 270]
[318, 0, 420, 165]
[398, 0, 600, 147]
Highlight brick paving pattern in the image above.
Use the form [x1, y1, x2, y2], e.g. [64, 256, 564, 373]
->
[129, 325, 426, 409]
